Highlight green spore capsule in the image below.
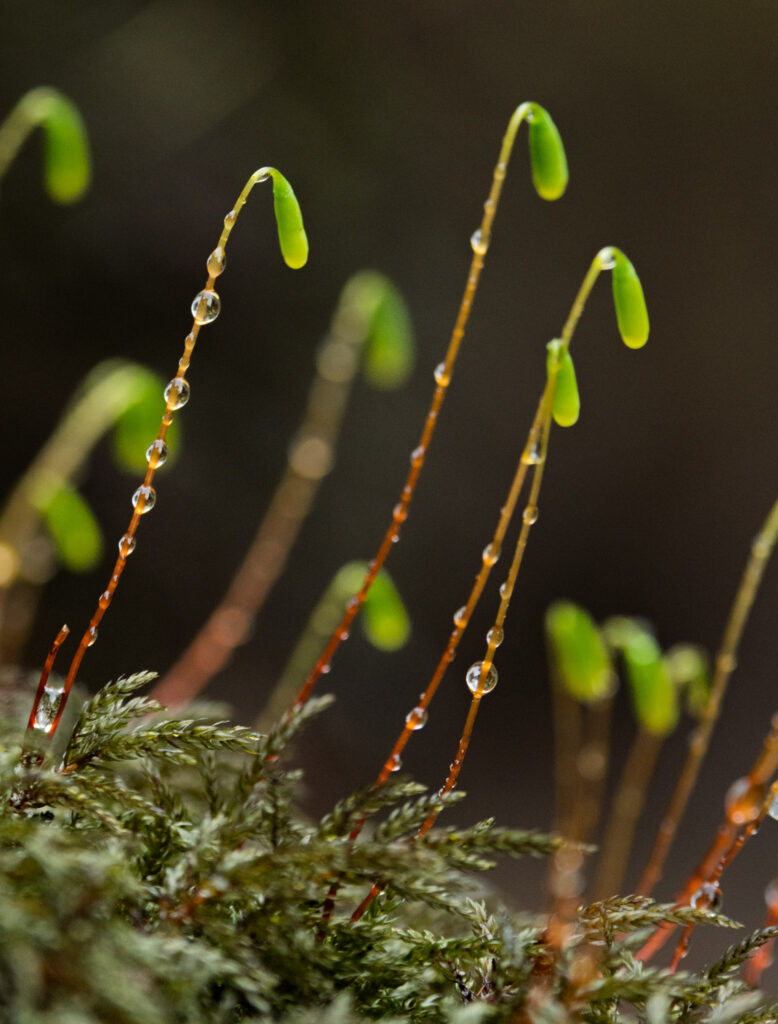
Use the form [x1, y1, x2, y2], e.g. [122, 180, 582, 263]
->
[665, 643, 710, 719]
[334, 562, 411, 652]
[364, 281, 414, 391]
[24, 89, 91, 204]
[546, 339, 580, 427]
[334, 271, 415, 390]
[622, 631, 678, 737]
[112, 370, 180, 474]
[38, 484, 103, 572]
[610, 249, 649, 349]
[267, 169, 308, 269]
[527, 103, 568, 201]
[545, 601, 612, 702]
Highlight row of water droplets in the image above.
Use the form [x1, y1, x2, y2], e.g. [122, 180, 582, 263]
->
[29, 228, 233, 738]
[381, 428, 546, 781]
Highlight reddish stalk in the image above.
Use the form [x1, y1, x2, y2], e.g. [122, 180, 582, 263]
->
[637, 498, 778, 898]
[290, 104, 547, 714]
[638, 713, 778, 964]
[25, 168, 298, 745]
[151, 279, 384, 710]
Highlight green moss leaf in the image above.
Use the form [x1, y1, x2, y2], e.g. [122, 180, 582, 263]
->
[545, 601, 612, 702]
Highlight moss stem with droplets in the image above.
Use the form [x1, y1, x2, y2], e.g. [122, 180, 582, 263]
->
[637, 497, 778, 897]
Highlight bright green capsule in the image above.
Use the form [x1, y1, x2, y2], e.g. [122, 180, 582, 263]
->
[363, 280, 414, 390]
[267, 169, 308, 269]
[545, 601, 612, 702]
[527, 103, 568, 201]
[334, 562, 411, 652]
[27, 89, 91, 204]
[38, 484, 103, 572]
[611, 249, 649, 349]
[622, 632, 678, 737]
[112, 369, 180, 474]
[362, 569, 411, 652]
[665, 643, 710, 719]
[546, 339, 579, 427]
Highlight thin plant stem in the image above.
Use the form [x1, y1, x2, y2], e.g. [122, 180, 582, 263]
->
[413, 251, 611, 841]
[638, 712, 778, 963]
[23, 168, 289, 746]
[290, 104, 542, 714]
[669, 778, 778, 972]
[637, 498, 778, 898]
[0, 361, 174, 663]
[151, 287, 376, 710]
[592, 728, 662, 901]
[415, 391, 556, 841]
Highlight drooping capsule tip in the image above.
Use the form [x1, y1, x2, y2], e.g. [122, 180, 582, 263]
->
[609, 248, 649, 349]
[264, 168, 309, 269]
[526, 103, 568, 201]
[546, 339, 580, 427]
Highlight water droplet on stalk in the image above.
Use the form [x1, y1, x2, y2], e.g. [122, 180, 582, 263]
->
[470, 229, 488, 255]
[434, 362, 450, 386]
[206, 247, 226, 276]
[118, 534, 136, 557]
[487, 627, 504, 648]
[466, 661, 499, 695]
[690, 882, 722, 911]
[725, 776, 766, 825]
[164, 377, 190, 410]
[146, 439, 168, 468]
[191, 289, 221, 324]
[131, 486, 156, 514]
[405, 706, 428, 731]
[482, 541, 501, 566]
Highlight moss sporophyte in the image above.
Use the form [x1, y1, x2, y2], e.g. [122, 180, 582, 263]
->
[3, 89, 778, 1021]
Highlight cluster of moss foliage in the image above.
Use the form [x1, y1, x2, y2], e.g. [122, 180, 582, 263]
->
[1, 675, 776, 1023]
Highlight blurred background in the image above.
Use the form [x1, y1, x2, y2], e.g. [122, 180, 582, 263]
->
[1, 0, 777, 967]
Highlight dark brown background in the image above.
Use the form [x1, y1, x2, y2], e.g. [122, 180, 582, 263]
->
[1, 0, 777, 969]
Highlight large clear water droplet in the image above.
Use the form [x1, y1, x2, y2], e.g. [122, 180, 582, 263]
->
[146, 439, 168, 469]
[466, 661, 498, 695]
[131, 486, 156, 515]
[191, 289, 221, 324]
[164, 377, 190, 410]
